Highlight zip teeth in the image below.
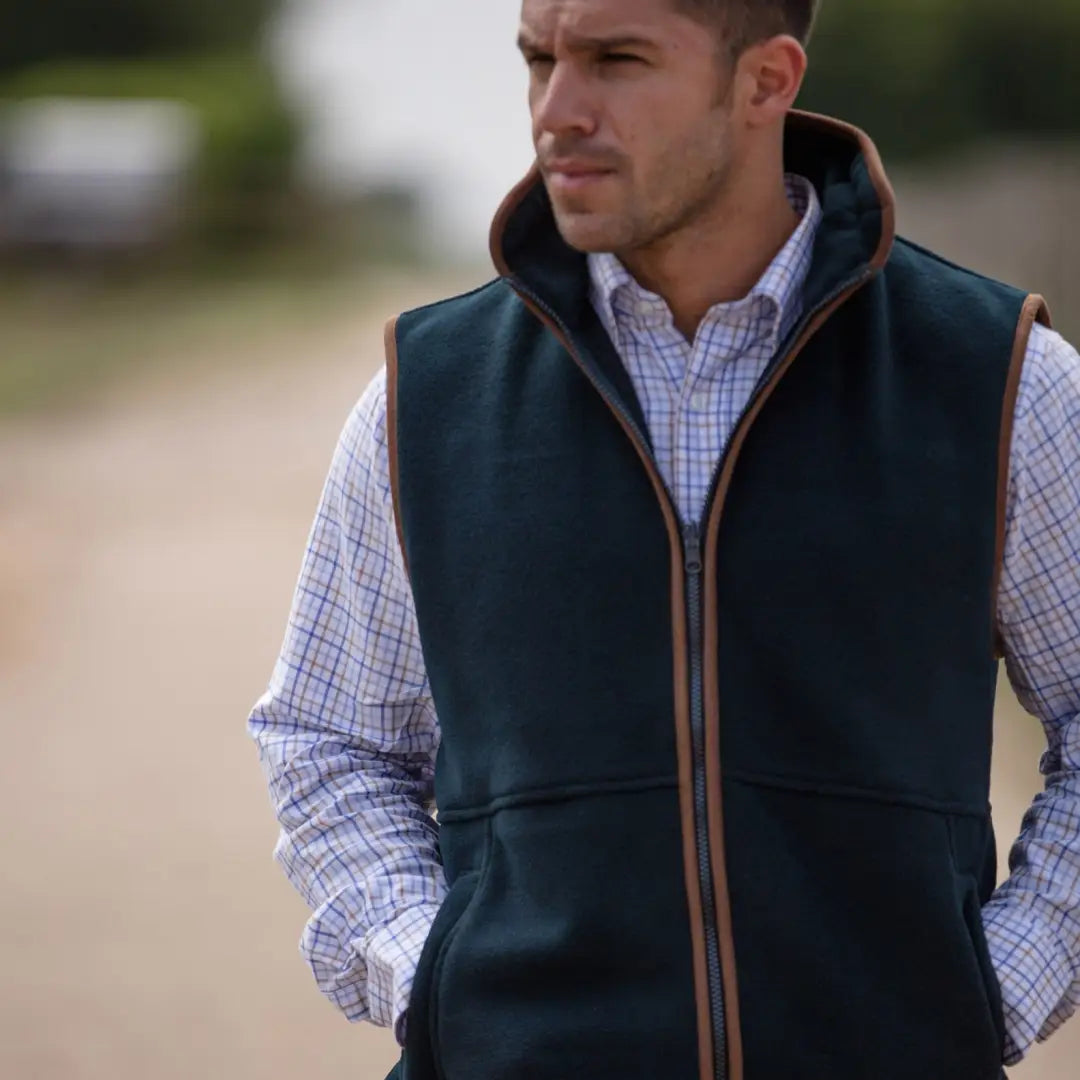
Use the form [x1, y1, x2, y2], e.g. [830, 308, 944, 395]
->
[684, 525, 703, 573]
[509, 276, 729, 1080]
[510, 263, 878, 1080]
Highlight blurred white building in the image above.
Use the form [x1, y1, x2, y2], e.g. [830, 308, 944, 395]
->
[0, 3, 536, 261]
[0, 98, 200, 249]
[271, 0, 535, 261]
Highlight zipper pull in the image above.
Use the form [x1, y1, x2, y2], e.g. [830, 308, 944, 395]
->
[683, 523, 703, 575]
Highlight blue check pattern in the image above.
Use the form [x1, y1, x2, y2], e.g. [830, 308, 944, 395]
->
[248, 175, 1080, 1065]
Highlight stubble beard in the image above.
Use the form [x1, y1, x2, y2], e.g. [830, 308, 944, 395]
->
[621, 149, 732, 260]
[550, 120, 735, 260]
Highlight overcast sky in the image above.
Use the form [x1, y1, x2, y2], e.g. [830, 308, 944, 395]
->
[274, 0, 537, 260]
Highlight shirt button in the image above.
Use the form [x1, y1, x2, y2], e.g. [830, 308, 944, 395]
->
[690, 391, 708, 410]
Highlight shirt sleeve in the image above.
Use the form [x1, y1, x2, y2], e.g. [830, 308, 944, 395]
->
[983, 322, 1080, 1064]
[247, 365, 445, 1041]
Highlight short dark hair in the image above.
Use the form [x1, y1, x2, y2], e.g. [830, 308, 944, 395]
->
[673, 0, 819, 56]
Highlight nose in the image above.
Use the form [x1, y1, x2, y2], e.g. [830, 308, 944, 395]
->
[532, 61, 598, 141]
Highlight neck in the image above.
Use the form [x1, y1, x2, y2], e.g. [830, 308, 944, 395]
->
[618, 167, 800, 343]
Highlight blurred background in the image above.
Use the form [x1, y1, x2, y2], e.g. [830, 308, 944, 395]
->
[1, 1, 1078, 1077]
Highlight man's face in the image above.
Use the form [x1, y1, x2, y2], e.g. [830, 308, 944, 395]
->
[519, 0, 738, 255]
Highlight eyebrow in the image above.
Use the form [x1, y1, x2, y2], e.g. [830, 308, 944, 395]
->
[516, 31, 658, 56]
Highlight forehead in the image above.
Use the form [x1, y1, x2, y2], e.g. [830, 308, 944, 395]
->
[518, 0, 686, 42]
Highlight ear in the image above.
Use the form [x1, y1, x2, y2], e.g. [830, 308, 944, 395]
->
[734, 35, 807, 128]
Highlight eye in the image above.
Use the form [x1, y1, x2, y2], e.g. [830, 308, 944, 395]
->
[600, 53, 643, 65]
[525, 52, 555, 71]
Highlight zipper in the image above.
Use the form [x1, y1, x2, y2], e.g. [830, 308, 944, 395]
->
[710, 268, 875, 508]
[506, 264, 876, 1080]
[686, 264, 879, 1075]
[684, 521, 727, 1080]
[506, 276, 730, 1080]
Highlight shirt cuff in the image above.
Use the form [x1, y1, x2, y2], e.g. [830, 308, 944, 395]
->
[981, 897, 1075, 1065]
[363, 904, 440, 1044]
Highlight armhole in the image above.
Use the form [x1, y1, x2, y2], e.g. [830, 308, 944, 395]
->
[992, 294, 1052, 658]
[384, 315, 410, 580]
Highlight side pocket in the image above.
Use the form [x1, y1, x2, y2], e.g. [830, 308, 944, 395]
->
[961, 881, 1007, 1057]
[428, 819, 494, 1075]
[403, 824, 490, 1080]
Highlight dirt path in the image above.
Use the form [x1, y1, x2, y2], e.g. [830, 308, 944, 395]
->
[0, 276, 1076, 1079]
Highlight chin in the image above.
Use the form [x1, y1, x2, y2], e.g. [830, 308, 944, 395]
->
[551, 210, 627, 255]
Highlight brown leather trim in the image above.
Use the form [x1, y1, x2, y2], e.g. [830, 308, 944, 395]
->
[489, 112, 897, 278]
[787, 109, 896, 271]
[490, 109, 899, 1080]
[489, 163, 541, 279]
[691, 119, 894, 1080]
[507, 287, 714, 1080]
[701, 271, 877, 1080]
[992, 294, 1052, 657]
[383, 315, 409, 579]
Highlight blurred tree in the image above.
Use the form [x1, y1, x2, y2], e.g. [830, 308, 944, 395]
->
[800, 0, 1080, 159]
[0, 0, 301, 249]
[0, 0, 280, 74]
[968, 0, 1080, 138]
[0, 55, 297, 201]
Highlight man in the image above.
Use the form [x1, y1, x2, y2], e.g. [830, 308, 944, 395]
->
[248, 1, 1080, 1077]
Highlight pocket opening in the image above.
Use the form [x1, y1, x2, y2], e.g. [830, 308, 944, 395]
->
[960, 878, 1007, 1056]
[403, 820, 492, 1080]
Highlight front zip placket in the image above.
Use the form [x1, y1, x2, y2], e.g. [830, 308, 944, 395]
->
[506, 276, 733, 1080]
[687, 265, 883, 1080]
[505, 263, 880, 1080]
[684, 522, 728, 1080]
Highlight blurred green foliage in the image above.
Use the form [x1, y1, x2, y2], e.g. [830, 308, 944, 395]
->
[0, 54, 298, 202]
[0, 0, 299, 244]
[802, 0, 1080, 158]
[0, 0, 279, 75]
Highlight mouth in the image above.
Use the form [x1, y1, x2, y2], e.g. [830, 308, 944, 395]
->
[544, 162, 617, 193]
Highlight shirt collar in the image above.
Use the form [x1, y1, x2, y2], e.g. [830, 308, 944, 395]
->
[588, 173, 822, 348]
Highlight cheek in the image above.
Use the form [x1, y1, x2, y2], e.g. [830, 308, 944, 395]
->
[616, 115, 675, 183]
[608, 87, 688, 156]
[631, 98, 724, 167]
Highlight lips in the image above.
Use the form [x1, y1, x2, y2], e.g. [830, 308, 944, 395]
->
[546, 158, 615, 175]
[544, 162, 616, 192]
